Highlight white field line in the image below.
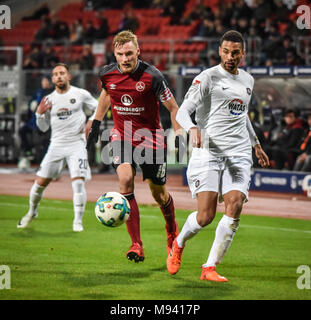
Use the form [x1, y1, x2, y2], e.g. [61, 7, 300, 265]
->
[241, 224, 311, 234]
[1, 201, 311, 235]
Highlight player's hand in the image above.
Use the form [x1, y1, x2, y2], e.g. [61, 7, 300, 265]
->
[189, 127, 202, 148]
[175, 134, 186, 163]
[36, 97, 52, 114]
[254, 144, 270, 168]
[85, 120, 93, 139]
[86, 119, 101, 150]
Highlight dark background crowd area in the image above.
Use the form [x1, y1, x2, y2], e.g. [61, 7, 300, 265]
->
[0, 0, 309, 71]
[1, 0, 311, 172]
[250, 108, 311, 172]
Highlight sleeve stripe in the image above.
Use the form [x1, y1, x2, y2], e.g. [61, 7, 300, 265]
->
[159, 87, 173, 102]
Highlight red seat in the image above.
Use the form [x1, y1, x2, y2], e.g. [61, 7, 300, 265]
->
[156, 42, 169, 53]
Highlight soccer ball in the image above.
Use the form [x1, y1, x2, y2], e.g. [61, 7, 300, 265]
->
[95, 192, 130, 227]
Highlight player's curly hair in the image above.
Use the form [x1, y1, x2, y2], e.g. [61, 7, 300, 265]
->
[113, 30, 139, 48]
[220, 30, 244, 50]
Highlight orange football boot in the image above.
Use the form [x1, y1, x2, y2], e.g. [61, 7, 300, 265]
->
[200, 266, 228, 282]
[166, 239, 184, 275]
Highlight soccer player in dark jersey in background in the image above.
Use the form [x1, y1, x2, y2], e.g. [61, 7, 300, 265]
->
[87, 30, 184, 263]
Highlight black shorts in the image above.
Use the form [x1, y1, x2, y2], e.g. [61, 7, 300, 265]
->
[111, 140, 167, 185]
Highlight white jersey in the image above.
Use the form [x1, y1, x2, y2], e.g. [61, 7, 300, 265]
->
[36, 85, 98, 147]
[177, 64, 255, 157]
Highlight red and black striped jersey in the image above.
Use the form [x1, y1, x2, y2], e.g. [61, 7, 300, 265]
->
[98, 60, 173, 149]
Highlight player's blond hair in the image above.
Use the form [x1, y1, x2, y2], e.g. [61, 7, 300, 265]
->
[113, 30, 139, 48]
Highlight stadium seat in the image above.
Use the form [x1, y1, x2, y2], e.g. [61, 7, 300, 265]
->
[52, 45, 66, 61]
[70, 45, 84, 61]
[156, 42, 169, 53]
[134, 8, 162, 19]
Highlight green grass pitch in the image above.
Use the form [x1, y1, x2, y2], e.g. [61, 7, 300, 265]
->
[0, 194, 311, 300]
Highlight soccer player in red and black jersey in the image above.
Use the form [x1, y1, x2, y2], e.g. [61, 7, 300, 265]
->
[87, 30, 185, 263]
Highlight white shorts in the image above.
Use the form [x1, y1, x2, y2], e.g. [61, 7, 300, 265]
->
[37, 140, 91, 180]
[187, 148, 252, 202]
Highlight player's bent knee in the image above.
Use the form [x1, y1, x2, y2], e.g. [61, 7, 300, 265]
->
[226, 198, 243, 218]
[36, 176, 52, 187]
[197, 210, 215, 227]
[118, 175, 134, 193]
[71, 178, 85, 193]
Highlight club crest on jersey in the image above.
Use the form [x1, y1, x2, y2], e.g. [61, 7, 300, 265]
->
[136, 81, 145, 92]
[57, 107, 72, 120]
[70, 98, 76, 104]
[113, 156, 120, 164]
[228, 99, 246, 116]
[121, 94, 133, 106]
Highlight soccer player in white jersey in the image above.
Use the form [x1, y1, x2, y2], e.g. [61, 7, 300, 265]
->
[17, 63, 98, 232]
[167, 30, 270, 281]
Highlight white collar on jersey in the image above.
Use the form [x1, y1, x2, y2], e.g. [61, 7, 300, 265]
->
[218, 63, 240, 79]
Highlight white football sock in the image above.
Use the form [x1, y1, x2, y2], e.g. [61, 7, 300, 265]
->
[176, 211, 202, 248]
[203, 214, 240, 267]
[28, 182, 45, 215]
[72, 179, 86, 223]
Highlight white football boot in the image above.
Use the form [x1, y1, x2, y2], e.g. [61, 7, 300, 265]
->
[73, 220, 84, 232]
[17, 211, 38, 229]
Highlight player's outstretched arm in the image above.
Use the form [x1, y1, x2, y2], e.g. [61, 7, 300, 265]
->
[86, 89, 110, 150]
